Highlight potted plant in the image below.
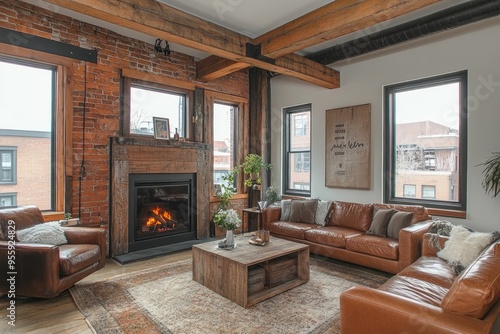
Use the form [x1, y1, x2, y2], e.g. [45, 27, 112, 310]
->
[265, 185, 282, 206]
[213, 168, 241, 247]
[479, 152, 500, 197]
[239, 153, 272, 187]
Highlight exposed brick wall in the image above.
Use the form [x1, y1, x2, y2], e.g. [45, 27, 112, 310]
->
[0, 0, 249, 226]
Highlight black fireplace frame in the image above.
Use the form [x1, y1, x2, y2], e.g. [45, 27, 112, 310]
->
[128, 173, 197, 252]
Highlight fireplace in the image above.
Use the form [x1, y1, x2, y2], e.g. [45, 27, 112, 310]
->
[128, 173, 197, 252]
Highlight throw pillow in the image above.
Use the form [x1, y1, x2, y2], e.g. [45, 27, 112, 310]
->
[386, 211, 413, 240]
[289, 199, 318, 225]
[280, 199, 292, 221]
[437, 225, 499, 274]
[315, 200, 331, 226]
[366, 207, 396, 237]
[16, 221, 68, 245]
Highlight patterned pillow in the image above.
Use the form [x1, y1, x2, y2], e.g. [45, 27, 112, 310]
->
[280, 199, 292, 221]
[315, 200, 331, 226]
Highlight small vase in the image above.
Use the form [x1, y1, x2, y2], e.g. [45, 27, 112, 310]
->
[225, 230, 234, 248]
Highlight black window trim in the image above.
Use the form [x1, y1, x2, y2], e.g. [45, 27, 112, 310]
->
[0, 147, 17, 185]
[383, 70, 468, 211]
[283, 103, 311, 197]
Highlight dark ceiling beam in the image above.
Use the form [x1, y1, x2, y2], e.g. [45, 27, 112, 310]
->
[307, 0, 500, 65]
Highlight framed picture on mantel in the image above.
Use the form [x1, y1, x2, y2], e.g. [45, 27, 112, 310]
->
[153, 117, 170, 140]
[325, 104, 371, 189]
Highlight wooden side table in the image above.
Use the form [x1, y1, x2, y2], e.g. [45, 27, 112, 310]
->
[241, 207, 261, 233]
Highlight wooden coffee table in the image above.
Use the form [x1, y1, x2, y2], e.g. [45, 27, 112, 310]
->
[192, 235, 309, 308]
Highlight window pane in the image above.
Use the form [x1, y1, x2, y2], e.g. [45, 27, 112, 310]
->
[213, 103, 237, 191]
[130, 86, 186, 138]
[0, 60, 54, 210]
[284, 104, 311, 196]
[384, 70, 467, 211]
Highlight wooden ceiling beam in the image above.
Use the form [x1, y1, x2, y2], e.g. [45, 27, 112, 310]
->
[197, 0, 442, 81]
[258, 0, 443, 58]
[41, 0, 339, 88]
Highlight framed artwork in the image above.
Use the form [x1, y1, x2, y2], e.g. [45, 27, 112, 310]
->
[153, 117, 170, 140]
[325, 104, 371, 189]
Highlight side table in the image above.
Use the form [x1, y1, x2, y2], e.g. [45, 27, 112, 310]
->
[241, 207, 261, 234]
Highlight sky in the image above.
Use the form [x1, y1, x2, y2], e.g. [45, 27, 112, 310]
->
[0, 61, 53, 132]
[395, 82, 460, 130]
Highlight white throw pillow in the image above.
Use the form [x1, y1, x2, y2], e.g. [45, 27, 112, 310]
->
[315, 200, 331, 226]
[437, 225, 494, 273]
[16, 221, 68, 245]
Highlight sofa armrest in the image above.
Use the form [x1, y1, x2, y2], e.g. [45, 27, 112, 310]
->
[422, 232, 449, 257]
[340, 286, 489, 334]
[0, 241, 60, 296]
[398, 220, 433, 271]
[63, 227, 107, 267]
[262, 207, 281, 230]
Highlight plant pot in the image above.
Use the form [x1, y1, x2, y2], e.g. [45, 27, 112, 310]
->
[225, 230, 234, 247]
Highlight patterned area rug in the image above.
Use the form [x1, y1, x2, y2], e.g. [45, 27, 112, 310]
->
[70, 257, 389, 334]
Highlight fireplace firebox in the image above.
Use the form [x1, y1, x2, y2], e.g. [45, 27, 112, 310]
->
[128, 173, 197, 252]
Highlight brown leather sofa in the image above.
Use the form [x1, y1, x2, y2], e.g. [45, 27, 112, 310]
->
[0, 205, 107, 298]
[262, 201, 433, 274]
[340, 233, 500, 334]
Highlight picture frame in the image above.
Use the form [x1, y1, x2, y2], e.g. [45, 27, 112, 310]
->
[153, 117, 170, 140]
[325, 103, 371, 189]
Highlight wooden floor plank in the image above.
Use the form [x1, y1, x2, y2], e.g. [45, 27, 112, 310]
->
[0, 250, 191, 333]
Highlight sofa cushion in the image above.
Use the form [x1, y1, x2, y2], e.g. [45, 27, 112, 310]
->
[267, 221, 316, 240]
[327, 201, 373, 232]
[379, 275, 449, 307]
[398, 256, 457, 289]
[366, 208, 396, 236]
[305, 226, 361, 248]
[386, 211, 413, 240]
[437, 225, 499, 274]
[346, 235, 399, 260]
[441, 242, 500, 319]
[16, 222, 68, 245]
[289, 199, 318, 224]
[374, 203, 430, 224]
[59, 244, 101, 276]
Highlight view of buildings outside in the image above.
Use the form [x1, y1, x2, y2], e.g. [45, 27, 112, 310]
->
[0, 60, 53, 209]
[213, 103, 236, 191]
[395, 120, 459, 201]
[288, 111, 311, 191]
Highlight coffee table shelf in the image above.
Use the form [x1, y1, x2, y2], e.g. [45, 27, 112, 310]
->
[192, 235, 309, 308]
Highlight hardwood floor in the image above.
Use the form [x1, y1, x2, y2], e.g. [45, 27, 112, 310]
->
[0, 250, 192, 334]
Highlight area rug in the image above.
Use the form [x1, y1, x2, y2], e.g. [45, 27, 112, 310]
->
[70, 257, 389, 334]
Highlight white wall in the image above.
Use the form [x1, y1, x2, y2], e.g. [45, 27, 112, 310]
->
[270, 18, 500, 232]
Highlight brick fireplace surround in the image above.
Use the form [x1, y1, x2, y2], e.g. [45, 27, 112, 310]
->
[110, 137, 211, 257]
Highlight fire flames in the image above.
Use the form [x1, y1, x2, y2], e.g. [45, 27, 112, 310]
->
[143, 206, 175, 232]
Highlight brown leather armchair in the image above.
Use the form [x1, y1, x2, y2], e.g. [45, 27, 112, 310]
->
[0, 205, 107, 298]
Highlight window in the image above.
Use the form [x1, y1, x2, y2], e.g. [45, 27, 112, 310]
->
[284, 104, 311, 196]
[422, 185, 436, 199]
[384, 70, 467, 211]
[0, 59, 57, 211]
[294, 114, 308, 136]
[0, 193, 17, 208]
[403, 184, 416, 198]
[213, 102, 238, 190]
[123, 78, 192, 139]
[0, 149, 16, 184]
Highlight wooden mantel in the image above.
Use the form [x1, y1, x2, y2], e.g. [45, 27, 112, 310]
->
[109, 136, 211, 256]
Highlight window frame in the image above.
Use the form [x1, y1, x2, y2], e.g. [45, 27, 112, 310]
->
[122, 77, 194, 140]
[0, 147, 17, 184]
[283, 104, 312, 197]
[383, 70, 468, 211]
[0, 193, 17, 208]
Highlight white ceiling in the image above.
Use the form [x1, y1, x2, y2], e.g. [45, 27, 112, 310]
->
[22, 0, 471, 61]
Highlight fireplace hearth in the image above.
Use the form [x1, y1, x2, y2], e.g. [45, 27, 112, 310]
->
[128, 173, 197, 252]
